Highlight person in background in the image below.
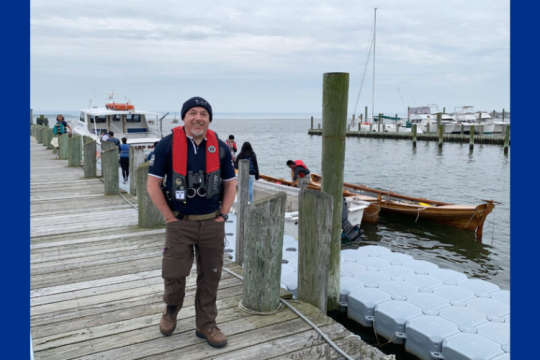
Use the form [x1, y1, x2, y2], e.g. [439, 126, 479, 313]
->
[108, 131, 120, 147]
[286, 160, 310, 190]
[146, 96, 236, 348]
[146, 141, 159, 162]
[100, 130, 109, 142]
[225, 135, 237, 162]
[119, 137, 130, 184]
[234, 141, 260, 203]
[53, 114, 72, 137]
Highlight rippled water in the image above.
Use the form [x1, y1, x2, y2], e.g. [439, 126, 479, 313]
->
[46, 113, 510, 290]
[203, 116, 511, 291]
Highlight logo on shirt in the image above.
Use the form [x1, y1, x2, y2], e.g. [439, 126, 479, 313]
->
[149, 154, 155, 166]
[208, 146, 217, 153]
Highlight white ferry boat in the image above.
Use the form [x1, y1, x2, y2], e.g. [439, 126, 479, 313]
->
[73, 92, 164, 160]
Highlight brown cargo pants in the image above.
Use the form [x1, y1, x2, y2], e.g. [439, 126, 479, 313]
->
[162, 218, 225, 330]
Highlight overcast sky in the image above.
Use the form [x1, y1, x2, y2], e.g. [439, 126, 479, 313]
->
[30, 0, 509, 117]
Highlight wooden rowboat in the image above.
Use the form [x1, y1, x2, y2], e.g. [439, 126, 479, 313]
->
[258, 174, 382, 224]
[309, 173, 497, 239]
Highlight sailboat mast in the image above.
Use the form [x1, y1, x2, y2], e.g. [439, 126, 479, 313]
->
[371, 8, 377, 122]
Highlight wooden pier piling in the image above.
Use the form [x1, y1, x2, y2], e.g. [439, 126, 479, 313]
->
[102, 147, 119, 195]
[412, 124, 417, 147]
[236, 159, 250, 266]
[438, 113, 443, 148]
[242, 192, 286, 312]
[310, 116, 313, 130]
[321, 72, 348, 311]
[68, 135, 82, 167]
[83, 140, 97, 178]
[129, 147, 146, 196]
[377, 113, 382, 133]
[59, 134, 69, 160]
[469, 125, 475, 150]
[504, 124, 510, 153]
[297, 189, 333, 313]
[137, 162, 164, 228]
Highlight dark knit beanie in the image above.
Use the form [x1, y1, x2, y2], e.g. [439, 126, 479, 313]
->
[181, 96, 213, 122]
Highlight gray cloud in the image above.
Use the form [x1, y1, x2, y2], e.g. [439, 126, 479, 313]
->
[31, 0, 509, 114]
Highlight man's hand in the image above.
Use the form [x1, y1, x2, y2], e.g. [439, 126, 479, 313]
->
[214, 216, 225, 222]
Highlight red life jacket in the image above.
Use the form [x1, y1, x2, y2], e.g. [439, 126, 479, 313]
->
[293, 160, 309, 178]
[171, 126, 221, 201]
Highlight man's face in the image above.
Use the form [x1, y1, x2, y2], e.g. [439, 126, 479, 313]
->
[288, 164, 294, 169]
[183, 106, 210, 138]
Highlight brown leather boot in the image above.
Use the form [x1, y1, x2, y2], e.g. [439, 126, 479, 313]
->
[159, 305, 181, 336]
[196, 326, 228, 348]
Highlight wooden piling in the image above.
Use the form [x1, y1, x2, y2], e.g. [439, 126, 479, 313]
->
[412, 124, 417, 147]
[30, 108, 33, 125]
[137, 162, 164, 228]
[297, 189, 333, 313]
[100, 141, 115, 178]
[318, 123, 321, 129]
[59, 134, 69, 160]
[44, 128, 52, 149]
[68, 135, 82, 167]
[469, 125, 475, 150]
[242, 192, 286, 312]
[437, 113, 443, 148]
[321, 72, 348, 311]
[377, 113, 382, 133]
[502, 108, 506, 122]
[236, 159, 249, 266]
[102, 147, 119, 195]
[310, 116, 314, 130]
[460, 124, 465, 135]
[358, 122, 361, 132]
[369, 123, 373, 132]
[504, 124, 510, 153]
[83, 140, 97, 178]
[129, 147, 147, 196]
[426, 121, 430, 134]
[365, 106, 368, 122]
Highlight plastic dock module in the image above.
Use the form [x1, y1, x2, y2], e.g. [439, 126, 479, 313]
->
[340, 261, 368, 277]
[378, 252, 414, 265]
[465, 297, 510, 318]
[440, 333, 506, 360]
[373, 300, 423, 344]
[427, 268, 468, 283]
[339, 277, 365, 303]
[477, 322, 510, 350]
[490, 290, 510, 305]
[352, 270, 391, 285]
[356, 256, 391, 270]
[378, 265, 415, 278]
[438, 306, 488, 328]
[456, 278, 500, 294]
[433, 285, 476, 302]
[347, 287, 392, 327]
[405, 315, 459, 360]
[355, 245, 392, 257]
[401, 260, 439, 273]
[405, 292, 450, 312]
[377, 281, 418, 298]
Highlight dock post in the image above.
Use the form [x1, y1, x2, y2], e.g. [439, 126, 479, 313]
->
[68, 135, 82, 167]
[83, 140, 97, 178]
[396, 123, 400, 133]
[412, 124, 417, 147]
[59, 134, 69, 160]
[297, 189, 333, 313]
[30, 108, 33, 125]
[137, 162, 164, 228]
[469, 125, 475, 150]
[311, 116, 313, 130]
[365, 106, 368, 122]
[426, 121, 430, 133]
[443, 107, 446, 113]
[437, 113, 443, 148]
[318, 123, 321, 129]
[100, 141, 115, 178]
[36, 127, 43, 144]
[102, 147, 119, 195]
[242, 192, 286, 313]
[369, 123, 373, 132]
[45, 129, 53, 149]
[479, 124, 484, 136]
[348, 124, 351, 131]
[377, 113, 382, 132]
[492, 110, 496, 118]
[504, 124, 510, 153]
[321, 72, 348, 311]
[129, 147, 146, 196]
[236, 159, 249, 266]
[358, 122, 361, 132]
[460, 124, 465, 136]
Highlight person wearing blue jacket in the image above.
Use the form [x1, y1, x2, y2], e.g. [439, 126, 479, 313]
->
[119, 137, 130, 183]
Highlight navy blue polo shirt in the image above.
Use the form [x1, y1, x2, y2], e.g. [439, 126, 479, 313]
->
[148, 130, 235, 215]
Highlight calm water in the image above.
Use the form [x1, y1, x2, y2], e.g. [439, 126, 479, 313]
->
[38, 113, 510, 290]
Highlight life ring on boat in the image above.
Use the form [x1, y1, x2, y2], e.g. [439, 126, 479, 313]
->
[105, 103, 135, 111]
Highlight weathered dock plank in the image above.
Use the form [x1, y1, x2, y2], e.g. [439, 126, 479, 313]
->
[30, 136, 392, 360]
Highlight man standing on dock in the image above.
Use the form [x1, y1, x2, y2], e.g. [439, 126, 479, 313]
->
[287, 159, 311, 189]
[146, 96, 236, 348]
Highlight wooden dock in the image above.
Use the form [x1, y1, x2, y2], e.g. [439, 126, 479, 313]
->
[308, 129, 509, 145]
[30, 135, 393, 360]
